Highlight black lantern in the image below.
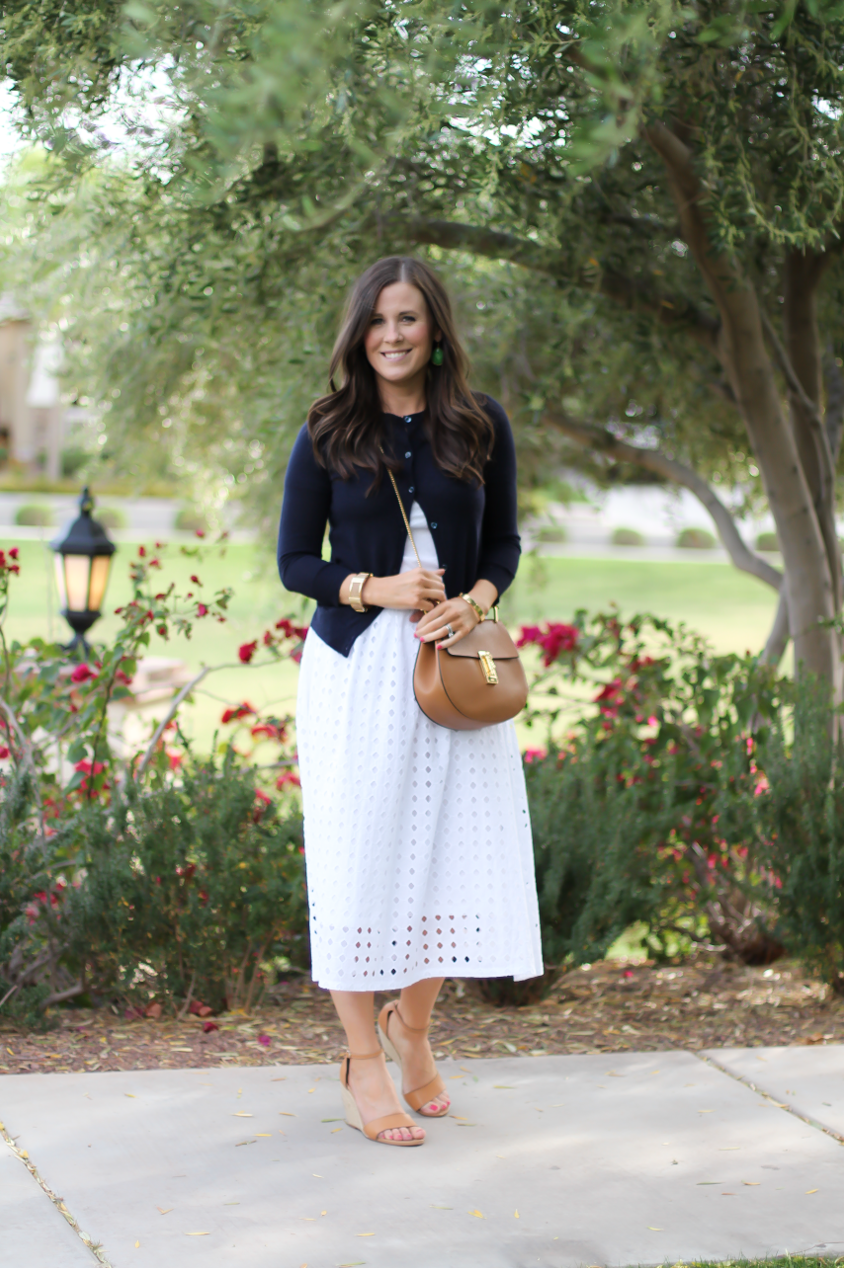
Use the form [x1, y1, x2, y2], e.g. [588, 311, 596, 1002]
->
[51, 487, 117, 657]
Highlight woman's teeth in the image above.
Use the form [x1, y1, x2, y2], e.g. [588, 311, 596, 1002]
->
[382, 349, 410, 359]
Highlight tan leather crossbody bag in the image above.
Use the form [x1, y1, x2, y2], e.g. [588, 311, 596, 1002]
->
[387, 470, 529, 731]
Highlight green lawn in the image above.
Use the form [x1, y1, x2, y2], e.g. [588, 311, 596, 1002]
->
[1, 537, 780, 749]
[507, 552, 779, 657]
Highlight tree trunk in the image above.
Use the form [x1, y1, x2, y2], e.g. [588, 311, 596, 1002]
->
[783, 249, 842, 615]
[645, 123, 840, 690]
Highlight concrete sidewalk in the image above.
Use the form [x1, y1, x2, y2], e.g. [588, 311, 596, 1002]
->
[2, 1047, 843, 1268]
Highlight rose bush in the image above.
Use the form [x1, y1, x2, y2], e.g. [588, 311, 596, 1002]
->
[0, 537, 310, 1024]
[518, 612, 790, 971]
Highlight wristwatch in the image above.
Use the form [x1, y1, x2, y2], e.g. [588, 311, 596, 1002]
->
[349, 572, 373, 613]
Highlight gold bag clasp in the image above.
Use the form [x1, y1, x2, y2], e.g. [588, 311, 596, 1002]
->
[478, 650, 498, 685]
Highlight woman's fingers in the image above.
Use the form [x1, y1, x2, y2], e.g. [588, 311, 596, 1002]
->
[416, 602, 478, 645]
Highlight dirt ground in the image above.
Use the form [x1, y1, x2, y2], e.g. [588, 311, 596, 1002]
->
[2, 954, 843, 1076]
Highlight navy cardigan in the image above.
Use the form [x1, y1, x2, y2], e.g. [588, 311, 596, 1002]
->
[277, 397, 521, 657]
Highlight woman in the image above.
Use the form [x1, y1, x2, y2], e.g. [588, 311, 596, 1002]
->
[278, 256, 542, 1147]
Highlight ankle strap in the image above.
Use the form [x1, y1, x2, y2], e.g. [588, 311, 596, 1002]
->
[393, 1003, 428, 1034]
[348, 1048, 384, 1061]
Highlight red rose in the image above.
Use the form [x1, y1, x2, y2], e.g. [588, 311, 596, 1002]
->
[71, 664, 97, 683]
[221, 702, 255, 724]
[238, 640, 258, 663]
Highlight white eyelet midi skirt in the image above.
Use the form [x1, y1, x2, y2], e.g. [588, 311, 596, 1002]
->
[295, 503, 543, 991]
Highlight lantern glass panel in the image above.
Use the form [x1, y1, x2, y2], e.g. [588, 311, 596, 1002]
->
[88, 555, 111, 613]
[53, 555, 67, 610]
[63, 555, 92, 613]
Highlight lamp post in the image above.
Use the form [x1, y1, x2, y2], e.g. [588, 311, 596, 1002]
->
[51, 486, 117, 658]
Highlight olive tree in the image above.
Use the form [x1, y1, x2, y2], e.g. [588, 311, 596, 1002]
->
[3, 0, 844, 678]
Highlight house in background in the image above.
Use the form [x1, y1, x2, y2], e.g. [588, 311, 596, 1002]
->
[0, 293, 81, 480]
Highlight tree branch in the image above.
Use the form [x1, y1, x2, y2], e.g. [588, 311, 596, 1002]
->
[760, 307, 840, 612]
[544, 412, 783, 592]
[761, 589, 791, 666]
[760, 308, 834, 483]
[394, 216, 720, 352]
[135, 666, 213, 781]
[824, 346, 844, 462]
[0, 696, 45, 844]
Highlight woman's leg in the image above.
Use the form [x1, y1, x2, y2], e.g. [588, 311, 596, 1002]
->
[330, 990, 425, 1143]
[391, 976, 450, 1114]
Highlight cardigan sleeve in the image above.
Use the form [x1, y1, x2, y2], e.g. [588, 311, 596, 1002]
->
[277, 424, 350, 606]
[475, 398, 521, 598]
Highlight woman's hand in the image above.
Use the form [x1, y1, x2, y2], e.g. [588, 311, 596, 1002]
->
[415, 579, 498, 648]
[415, 596, 479, 648]
[340, 568, 446, 612]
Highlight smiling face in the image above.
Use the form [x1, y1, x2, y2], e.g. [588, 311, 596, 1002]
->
[364, 280, 440, 398]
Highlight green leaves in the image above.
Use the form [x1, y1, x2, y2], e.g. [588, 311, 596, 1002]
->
[62, 747, 308, 1010]
[522, 610, 790, 962]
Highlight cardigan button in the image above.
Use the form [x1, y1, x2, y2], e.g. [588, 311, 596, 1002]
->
[431, 522, 437, 529]
[404, 415, 412, 424]
[405, 451, 412, 459]
[408, 486, 414, 494]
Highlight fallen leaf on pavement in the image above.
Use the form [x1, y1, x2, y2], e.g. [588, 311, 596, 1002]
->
[156, 1207, 172, 1214]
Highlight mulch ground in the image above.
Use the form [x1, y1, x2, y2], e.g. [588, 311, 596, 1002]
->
[2, 954, 843, 1076]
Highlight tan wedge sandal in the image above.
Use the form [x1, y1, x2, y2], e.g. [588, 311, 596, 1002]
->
[377, 1002, 449, 1118]
[339, 1049, 424, 1146]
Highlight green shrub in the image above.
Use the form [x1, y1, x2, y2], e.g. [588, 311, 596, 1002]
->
[0, 445, 8, 465]
[62, 747, 309, 1013]
[0, 768, 69, 1030]
[518, 612, 788, 965]
[611, 527, 645, 547]
[95, 506, 127, 531]
[174, 507, 209, 533]
[758, 688, 844, 994]
[676, 527, 716, 549]
[535, 525, 567, 543]
[60, 446, 90, 478]
[525, 745, 664, 966]
[756, 531, 780, 553]
[14, 504, 53, 527]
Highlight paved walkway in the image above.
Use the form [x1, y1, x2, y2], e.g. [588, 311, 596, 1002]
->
[2, 1046, 843, 1267]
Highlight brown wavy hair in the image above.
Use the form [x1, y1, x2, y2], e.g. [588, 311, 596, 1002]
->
[307, 256, 494, 485]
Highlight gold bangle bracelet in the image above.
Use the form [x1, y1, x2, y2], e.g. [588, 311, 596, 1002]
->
[349, 572, 373, 613]
[460, 592, 486, 622]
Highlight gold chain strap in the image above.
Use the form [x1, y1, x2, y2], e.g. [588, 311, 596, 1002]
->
[385, 459, 498, 621]
[386, 466, 423, 570]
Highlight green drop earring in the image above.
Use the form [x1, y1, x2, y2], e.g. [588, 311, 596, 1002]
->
[431, 343, 444, 366]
